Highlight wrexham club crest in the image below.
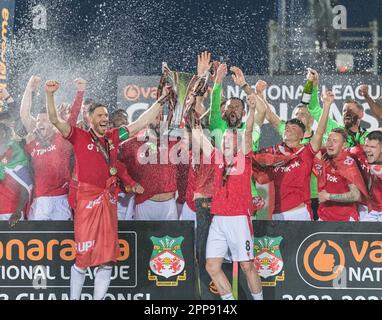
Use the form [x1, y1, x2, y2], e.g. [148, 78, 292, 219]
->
[148, 236, 187, 286]
[253, 236, 285, 286]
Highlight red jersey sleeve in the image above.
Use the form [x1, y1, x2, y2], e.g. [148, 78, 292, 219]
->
[306, 142, 318, 158]
[65, 126, 77, 144]
[67, 91, 84, 126]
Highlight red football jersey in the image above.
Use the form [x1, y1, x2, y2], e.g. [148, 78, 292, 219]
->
[186, 151, 215, 211]
[270, 143, 316, 214]
[66, 127, 113, 189]
[118, 137, 179, 204]
[211, 149, 253, 216]
[25, 133, 72, 197]
[318, 165, 359, 221]
[351, 146, 382, 212]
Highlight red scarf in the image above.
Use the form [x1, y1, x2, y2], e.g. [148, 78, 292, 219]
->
[313, 150, 368, 198]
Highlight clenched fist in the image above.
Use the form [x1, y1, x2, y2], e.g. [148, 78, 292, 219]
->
[27, 75, 41, 92]
[74, 78, 87, 92]
[45, 80, 60, 94]
[255, 80, 268, 96]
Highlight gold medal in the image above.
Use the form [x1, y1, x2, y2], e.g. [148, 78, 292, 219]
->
[109, 167, 118, 176]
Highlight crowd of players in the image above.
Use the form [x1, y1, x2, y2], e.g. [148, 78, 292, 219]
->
[1, 51, 382, 300]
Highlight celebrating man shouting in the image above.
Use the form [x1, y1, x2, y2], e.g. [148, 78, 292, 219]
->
[45, 80, 167, 300]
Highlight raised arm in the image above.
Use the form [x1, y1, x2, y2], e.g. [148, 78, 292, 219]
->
[20, 76, 40, 132]
[252, 80, 268, 127]
[209, 63, 227, 132]
[310, 90, 334, 152]
[230, 66, 266, 127]
[245, 94, 257, 154]
[45, 80, 71, 138]
[359, 84, 382, 120]
[194, 51, 212, 116]
[67, 78, 86, 126]
[191, 125, 214, 160]
[307, 68, 340, 132]
[127, 87, 169, 136]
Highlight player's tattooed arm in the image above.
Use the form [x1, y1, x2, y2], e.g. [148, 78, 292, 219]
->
[329, 184, 361, 203]
[319, 184, 361, 203]
[45, 80, 71, 138]
[359, 84, 382, 120]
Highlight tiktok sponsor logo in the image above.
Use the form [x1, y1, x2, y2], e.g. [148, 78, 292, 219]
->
[326, 174, 338, 183]
[30, 144, 57, 157]
[273, 160, 301, 173]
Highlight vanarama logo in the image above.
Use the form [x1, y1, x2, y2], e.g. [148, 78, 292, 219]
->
[253, 236, 285, 286]
[0, 238, 130, 262]
[297, 232, 382, 290]
[124, 84, 158, 102]
[0, 7, 9, 82]
[148, 236, 186, 287]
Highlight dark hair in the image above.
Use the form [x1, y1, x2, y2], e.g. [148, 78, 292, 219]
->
[294, 103, 308, 110]
[285, 118, 306, 133]
[366, 130, 382, 144]
[110, 108, 127, 119]
[88, 103, 108, 115]
[220, 97, 245, 110]
[331, 127, 348, 143]
[84, 98, 95, 106]
[344, 99, 364, 112]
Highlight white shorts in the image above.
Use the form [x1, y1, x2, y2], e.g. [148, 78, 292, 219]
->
[206, 215, 253, 262]
[361, 210, 382, 222]
[117, 193, 135, 221]
[135, 198, 178, 221]
[273, 205, 312, 221]
[180, 202, 197, 228]
[358, 204, 369, 221]
[28, 195, 72, 221]
[176, 202, 184, 218]
[318, 217, 356, 222]
[0, 213, 25, 221]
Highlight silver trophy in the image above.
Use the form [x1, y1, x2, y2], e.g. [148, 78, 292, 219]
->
[158, 62, 204, 137]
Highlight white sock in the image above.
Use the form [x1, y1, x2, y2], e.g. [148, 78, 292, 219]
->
[252, 291, 263, 300]
[93, 266, 113, 300]
[221, 292, 235, 300]
[70, 265, 86, 300]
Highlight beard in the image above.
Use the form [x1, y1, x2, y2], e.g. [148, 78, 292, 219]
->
[343, 113, 359, 129]
[225, 112, 242, 128]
